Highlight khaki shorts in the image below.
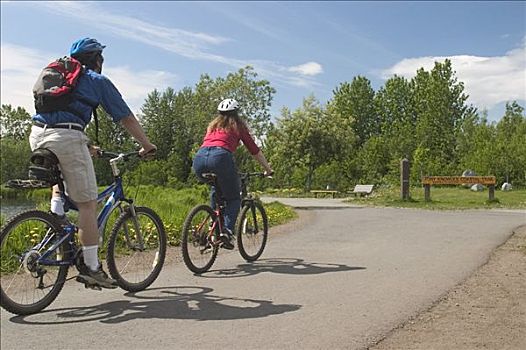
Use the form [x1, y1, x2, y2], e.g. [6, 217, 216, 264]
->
[29, 125, 97, 203]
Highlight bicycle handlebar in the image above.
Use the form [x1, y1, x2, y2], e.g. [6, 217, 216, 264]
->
[239, 172, 273, 179]
[98, 150, 151, 177]
[98, 150, 146, 162]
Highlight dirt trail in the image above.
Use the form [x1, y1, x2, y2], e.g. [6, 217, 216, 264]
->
[371, 225, 526, 350]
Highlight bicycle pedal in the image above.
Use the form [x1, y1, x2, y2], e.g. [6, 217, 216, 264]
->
[84, 283, 102, 291]
[200, 246, 213, 254]
[76, 276, 103, 291]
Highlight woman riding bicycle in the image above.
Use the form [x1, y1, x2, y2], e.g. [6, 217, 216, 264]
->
[192, 99, 273, 250]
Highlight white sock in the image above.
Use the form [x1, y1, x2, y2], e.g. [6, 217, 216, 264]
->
[50, 197, 65, 216]
[82, 245, 100, 272]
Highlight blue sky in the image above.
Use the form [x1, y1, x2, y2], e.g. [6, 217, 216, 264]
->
[1, 1, 525, 122]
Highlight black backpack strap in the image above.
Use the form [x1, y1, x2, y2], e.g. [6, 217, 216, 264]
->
[69, 94, 100, 145]
[92, 108, 100, 146]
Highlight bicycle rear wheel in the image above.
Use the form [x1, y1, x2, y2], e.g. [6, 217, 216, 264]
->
[0, 210, 69, 315]
[106, 206, 166, 292]
[236, 201, 268, 262]
[181, 204, 218, 274]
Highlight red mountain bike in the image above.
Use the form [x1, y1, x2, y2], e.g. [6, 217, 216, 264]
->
[181, 172, 270, 274]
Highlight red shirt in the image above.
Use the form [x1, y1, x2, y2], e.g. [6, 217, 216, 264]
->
[201, 128, 260, 155]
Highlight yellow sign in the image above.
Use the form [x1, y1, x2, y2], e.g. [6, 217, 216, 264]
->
[422, 176, 496, 185]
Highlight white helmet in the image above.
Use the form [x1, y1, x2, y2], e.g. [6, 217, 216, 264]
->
[217, 98, 239, 112]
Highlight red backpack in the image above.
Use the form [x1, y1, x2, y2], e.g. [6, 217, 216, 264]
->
[32, 56, 101, 143]
[33, 56, 85, 113]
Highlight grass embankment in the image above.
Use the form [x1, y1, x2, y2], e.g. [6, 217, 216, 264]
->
[129, 186, 297, 245]
[1, 185, 298, 245]
[343, 186, 526, 210]
[266, 185, 525, 210]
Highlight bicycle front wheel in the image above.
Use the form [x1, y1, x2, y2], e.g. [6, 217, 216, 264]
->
[106, 206, 166, 292]
[236, 201, 268, 262]
[1, 210, 69, 315]
[181, 205, 218, 274]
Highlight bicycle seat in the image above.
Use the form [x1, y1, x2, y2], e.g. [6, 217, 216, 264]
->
[201, 173, 217, 184]
[28, 148, 61, 186]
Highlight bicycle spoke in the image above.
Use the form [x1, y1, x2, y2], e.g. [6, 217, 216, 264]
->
[106, 207, 166, 292]
[1, 210, 69, 315]
[181, 205, 218, 274]
[236, 202, 268, 262]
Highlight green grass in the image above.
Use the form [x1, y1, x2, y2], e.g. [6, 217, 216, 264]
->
[128, 186, 297, 245]
[265, 201, 298, 226]
[343, 185, 526, 210]
[2, 184, 298, 246]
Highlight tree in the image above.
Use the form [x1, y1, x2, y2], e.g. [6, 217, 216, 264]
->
[266, 95, 339, 191]
[0, 138, 31, 183]
[375, 75, 417, 161]
[456, 111, 496, 178]
[331, 76, 377, 147]
[412, 59, 476, 176]
[85, 107, 133, 150]
[0, 105, 32, 183]
[494, 101, 526, 185]
[356, 136, 391, 184]
[0, 105, 32, 139]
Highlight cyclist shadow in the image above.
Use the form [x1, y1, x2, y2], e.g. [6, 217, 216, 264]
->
[203, 258, 366, 278]
[8, 286, 301, 325]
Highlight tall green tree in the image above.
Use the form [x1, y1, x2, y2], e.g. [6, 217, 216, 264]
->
[494, 101, 526, 185]
[456, 111, 496, 178]
[375, 75, 417, 160]
[266, 95, 339, 190]
[331, 76, 377, 147]
[411, 59, 475, 177]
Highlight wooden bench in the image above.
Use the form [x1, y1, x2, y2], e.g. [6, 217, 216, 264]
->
[421, 176, 496, 201]
[349, 184, 374, 197]
[310, 190, 339, 198]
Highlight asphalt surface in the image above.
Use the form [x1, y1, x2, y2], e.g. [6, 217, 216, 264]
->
[1, 197, 525, 350]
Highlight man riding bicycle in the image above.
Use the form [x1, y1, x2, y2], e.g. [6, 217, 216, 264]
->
[29, 37, 157, 288]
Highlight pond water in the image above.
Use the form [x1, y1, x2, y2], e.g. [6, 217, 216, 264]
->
[1, 198, 38, 219]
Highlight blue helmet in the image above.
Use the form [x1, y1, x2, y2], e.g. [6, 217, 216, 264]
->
[69, 38, 106, 56]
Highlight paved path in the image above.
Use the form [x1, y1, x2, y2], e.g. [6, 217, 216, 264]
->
[1, 198, 525, 349]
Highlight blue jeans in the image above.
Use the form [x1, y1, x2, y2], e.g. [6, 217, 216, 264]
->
[192, 147, 241, 232]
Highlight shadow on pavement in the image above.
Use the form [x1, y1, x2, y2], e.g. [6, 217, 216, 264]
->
[8, 286, 301, 325]
[201, 258, 366, 278]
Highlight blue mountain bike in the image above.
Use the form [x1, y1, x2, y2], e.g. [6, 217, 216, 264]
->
[0, 149, 167, 315]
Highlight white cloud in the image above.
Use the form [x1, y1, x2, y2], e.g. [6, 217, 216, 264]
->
[288, 62, 324, 76]
[0, 43, 178, 115]
[0, 43, 49, 114]
[27, 2, 323, 89]
[381, 42, 526, 110]
[104, 67, 178, 113]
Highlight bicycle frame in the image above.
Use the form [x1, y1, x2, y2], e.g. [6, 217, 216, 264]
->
[207, 198, 226, 246]
[207, 172, 262, 239]
[239, 173, 262, 233]
[62, 177, 128, 237]
[35, 152, 137, 267]
[30, 224, 76, 267]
